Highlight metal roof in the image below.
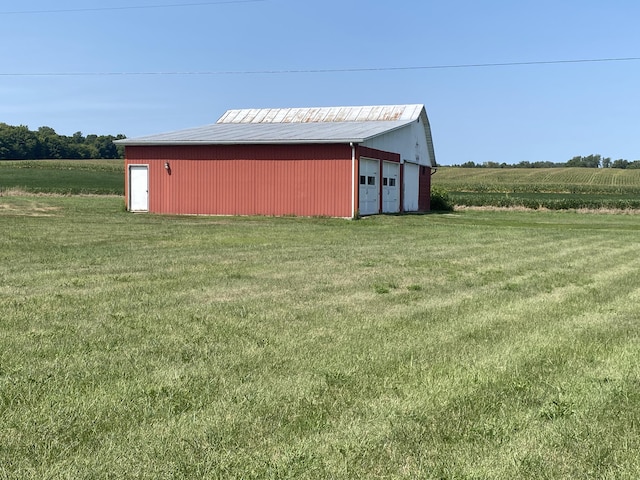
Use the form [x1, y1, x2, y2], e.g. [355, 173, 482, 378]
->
[117, 120, 416, 146]
[116, 104, 429, 146]
[217, 104, 425, 124]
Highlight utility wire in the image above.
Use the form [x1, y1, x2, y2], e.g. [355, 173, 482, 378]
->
[0, 0, 265, 15]
[1, 57, 639, 76]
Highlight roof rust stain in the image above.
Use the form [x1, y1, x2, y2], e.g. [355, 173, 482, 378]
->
[217, 105, 422, 124]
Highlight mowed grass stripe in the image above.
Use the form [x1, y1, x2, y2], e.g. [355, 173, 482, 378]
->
[373, 248, 640, 477]
[2, 197, 640, 478]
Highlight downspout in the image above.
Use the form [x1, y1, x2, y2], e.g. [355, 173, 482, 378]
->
[350, 142, 356, 218]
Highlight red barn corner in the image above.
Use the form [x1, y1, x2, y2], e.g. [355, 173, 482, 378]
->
[116, 104, 437, 218]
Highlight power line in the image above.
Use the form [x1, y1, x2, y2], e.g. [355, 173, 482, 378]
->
[0, 0, 265, 15]
[1, 56, 639, 77]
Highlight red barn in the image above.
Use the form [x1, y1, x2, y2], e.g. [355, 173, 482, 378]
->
[117, 104, 437, 218]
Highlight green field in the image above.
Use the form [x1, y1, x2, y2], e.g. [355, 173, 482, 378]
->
[434, 167, 640, 193]
[0, 160, 124, 195]
[433, 167, 640, 209]
[2, 195, 640, 478]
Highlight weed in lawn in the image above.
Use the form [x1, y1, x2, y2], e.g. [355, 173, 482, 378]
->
[373, 281, 399, 294]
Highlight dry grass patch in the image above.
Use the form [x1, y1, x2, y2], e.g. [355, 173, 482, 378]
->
[455, 205, 541, 212]
[0, 187, 34, 197]
[0, 199, 61, 216]
[455, 204, 640, 214]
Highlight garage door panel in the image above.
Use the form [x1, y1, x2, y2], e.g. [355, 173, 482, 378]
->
[382, 161, 400, 213]
[359, 158, 379, 215]
[403, 162, 419, 211]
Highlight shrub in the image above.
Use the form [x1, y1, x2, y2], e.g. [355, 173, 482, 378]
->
[430, 187, 454, 212]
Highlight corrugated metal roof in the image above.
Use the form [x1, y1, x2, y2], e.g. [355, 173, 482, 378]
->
[217, 104, 424, 124]
[118, 120, 414, 146]
[116, 104, 433, 151]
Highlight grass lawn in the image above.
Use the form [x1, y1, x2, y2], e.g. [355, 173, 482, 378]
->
[2, 196, 640, 478]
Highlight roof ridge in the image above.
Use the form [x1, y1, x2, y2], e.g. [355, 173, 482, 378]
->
[217, 104, 424, 124]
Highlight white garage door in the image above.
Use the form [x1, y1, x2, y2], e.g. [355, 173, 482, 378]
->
[403, 162, 419, 212]
[129, 165, 149, 212]
[382, 161, 400, 213]
[358, 158, 379, 215]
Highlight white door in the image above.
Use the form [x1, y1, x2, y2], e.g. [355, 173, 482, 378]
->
[358, 158, 379, 215]
[382, 161, 400, 213]
[129, 165, 149, 212]
[403, 162, 419, 212]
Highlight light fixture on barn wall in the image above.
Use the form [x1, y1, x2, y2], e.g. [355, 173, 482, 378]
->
[164, 162, 171, 175]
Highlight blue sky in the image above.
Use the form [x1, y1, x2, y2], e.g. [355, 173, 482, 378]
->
[2, 0, 639, 165]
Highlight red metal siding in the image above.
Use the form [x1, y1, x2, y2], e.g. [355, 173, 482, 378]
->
[357, 146, 400, 164]
[418, 165, 431, 211]
[125, 144, 354, 217]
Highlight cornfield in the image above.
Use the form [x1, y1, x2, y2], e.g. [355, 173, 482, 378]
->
[433, 168, 640, 209]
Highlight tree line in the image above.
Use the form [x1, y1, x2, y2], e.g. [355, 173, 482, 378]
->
[0, 123, 126, 160]
[456, 154, 640, 169]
